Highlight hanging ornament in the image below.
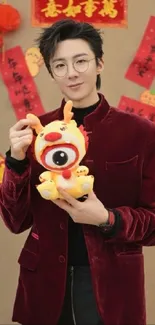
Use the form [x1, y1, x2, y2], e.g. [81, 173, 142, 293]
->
[0, 0, 21, 62]
[140, 89, 155, 107]
[0, 153, 4, 184]
[25, 47, 44, 77]
[0, 34, 3, 48]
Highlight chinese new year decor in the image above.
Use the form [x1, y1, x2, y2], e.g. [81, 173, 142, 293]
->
[140, 89, 155, 107]
[125, 16, 155, 88]
[0, 0, 21, 62]
[32, 0, 127, 28]
[25, 47, 44, 77]
[0, 46, 45, 120]
[118, 96, 155, 123]
[0, 154, 5, 184]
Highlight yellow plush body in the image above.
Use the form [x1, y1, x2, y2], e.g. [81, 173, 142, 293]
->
[27, 101, 94, 200]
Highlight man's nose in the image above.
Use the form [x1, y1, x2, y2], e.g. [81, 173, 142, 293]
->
[67, 63, 79, 78]
[45, 132, 62, 142]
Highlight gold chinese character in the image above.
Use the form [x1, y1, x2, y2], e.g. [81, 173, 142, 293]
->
[80, 0, 99, 17]
[41, 0, 62, 17]
[99, 0, 118, 18]
[63, 0, 81, 18]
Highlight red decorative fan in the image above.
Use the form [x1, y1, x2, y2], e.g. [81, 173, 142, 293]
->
[0, 0, 21, 61]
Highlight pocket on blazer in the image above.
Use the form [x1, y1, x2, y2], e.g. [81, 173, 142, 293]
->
[105, 155, 138, 171]
[105, 154, 139, 186]
[115, 243, 142, 257]
[18, 248, 39, 271]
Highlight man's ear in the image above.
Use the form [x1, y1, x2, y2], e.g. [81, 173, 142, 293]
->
[97, 57, 104, 74]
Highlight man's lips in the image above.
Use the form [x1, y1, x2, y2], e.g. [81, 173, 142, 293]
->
[68, 82, 83, 88]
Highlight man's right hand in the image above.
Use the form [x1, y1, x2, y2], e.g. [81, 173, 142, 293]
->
[9, 118, 34, 161]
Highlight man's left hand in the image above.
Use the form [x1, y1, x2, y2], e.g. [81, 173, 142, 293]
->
[53, 188, 109, 226]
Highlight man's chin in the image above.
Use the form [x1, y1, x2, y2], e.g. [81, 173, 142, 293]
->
[64, 90, 86, 102]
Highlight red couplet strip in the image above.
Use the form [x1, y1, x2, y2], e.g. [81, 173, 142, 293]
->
[118, 95, 155, 123]
[0, 46, 45, 120]
[125, 16, 155, 88]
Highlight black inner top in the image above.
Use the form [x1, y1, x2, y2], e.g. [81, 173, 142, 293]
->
[68, 98, 100, 266]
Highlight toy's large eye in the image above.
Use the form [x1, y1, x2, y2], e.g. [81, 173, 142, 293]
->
[45, 146, 76, 168]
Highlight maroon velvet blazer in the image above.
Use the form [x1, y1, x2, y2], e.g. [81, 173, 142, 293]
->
[1, 94, 155, 325]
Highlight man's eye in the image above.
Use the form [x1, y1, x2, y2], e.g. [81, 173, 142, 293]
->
[56, 64, 65, 69]
[40, 132, 44, 137]
[77, 59, 86, 64]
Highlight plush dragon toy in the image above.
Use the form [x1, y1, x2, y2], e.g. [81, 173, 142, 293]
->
[27, 100, 94, 201]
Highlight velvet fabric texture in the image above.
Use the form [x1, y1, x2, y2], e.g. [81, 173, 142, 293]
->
[1, 94, 155, 325]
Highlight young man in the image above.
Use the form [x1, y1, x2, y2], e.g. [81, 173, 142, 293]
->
[1, 19, 155, 325]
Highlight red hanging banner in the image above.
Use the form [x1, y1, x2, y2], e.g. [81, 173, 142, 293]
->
[125, 16, 155, 88]
[118, 96, 155, 123]
[31, 0, 127, 28]
[0, 46, 45, 120]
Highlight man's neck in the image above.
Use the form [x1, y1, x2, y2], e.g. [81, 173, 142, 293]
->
[65, 89, 99, 109]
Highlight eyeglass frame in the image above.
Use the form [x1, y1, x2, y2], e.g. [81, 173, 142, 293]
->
[50, 57, 96, 78]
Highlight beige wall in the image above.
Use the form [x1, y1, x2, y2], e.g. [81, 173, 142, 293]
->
[0, 0, 155, 324]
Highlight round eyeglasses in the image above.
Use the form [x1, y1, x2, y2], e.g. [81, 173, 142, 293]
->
[51, 57, 96, 78]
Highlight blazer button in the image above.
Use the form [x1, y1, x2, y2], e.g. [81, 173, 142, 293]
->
[60, 222, 65, 230]
[59, 255, 65, 263]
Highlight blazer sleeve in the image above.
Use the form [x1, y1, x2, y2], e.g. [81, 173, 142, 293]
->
[0, 162, 33, 234]
[102, 126, 155, 245]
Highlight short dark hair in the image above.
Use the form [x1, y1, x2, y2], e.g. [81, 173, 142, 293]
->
[37, 19, 104, 89]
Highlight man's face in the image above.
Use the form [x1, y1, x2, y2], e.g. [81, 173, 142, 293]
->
[50, 39, 103, 106]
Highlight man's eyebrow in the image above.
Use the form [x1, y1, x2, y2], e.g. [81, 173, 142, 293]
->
[52, 53, 88, 63]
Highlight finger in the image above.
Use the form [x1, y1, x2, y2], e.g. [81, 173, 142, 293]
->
[10, 119, 35, 132]
[53, 199, 75, 215]
[11, 134, 33, 145]
[12, 135, 33, 150]
[10, 128, 33, 139]
[57, 188, 80, 208]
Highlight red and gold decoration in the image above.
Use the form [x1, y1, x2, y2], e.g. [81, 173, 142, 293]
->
[0, 46, 45, 120]
[0, 154, 5, 184]
[140, 89, 155, 107]
[25, 47, 44, 77]
[118, 96, 155, 123]
[125, 16, 155, 88]
[32, 0, 127, 28]
[0, 0, 21, 62]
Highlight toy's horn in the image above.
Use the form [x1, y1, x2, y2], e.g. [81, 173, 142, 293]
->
[63, 100, 74, 124]
[26, 113, 43, 134]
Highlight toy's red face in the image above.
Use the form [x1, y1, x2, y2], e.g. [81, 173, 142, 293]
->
[40, 143, 79, 171]
[34, 119, 87, 172]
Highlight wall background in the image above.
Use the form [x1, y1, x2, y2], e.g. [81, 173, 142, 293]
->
[0, 0, 155, 324]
